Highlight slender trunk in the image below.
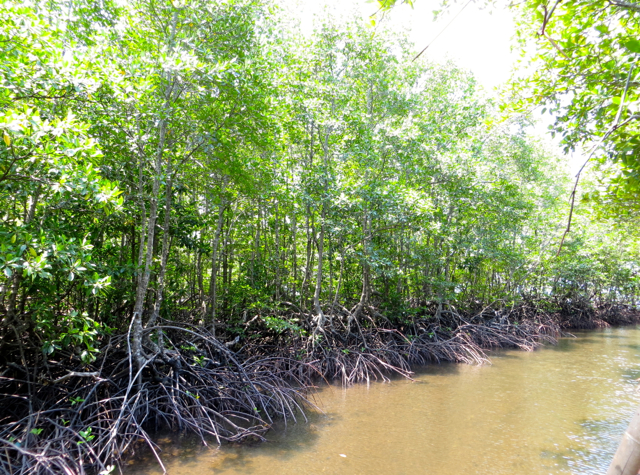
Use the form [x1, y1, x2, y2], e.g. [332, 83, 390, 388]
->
[274, 200, 280, 300]
[118, 232, 125, 267]
[128, 223, 135, 300]
[397, 231, 404, 298]
[136, 154, 148, 288]
[313, 121, 331, 332]
[207, 198, 227, 335]
[301, 210, 312, 309]
[332, 245, 345, 313]
[196, 251, 204, 303]
[130, 8, 181, 372]
[227, 240, 233, 289]
[350, 213, 371, 326]
[360, 214, 372, 304]
[222, 215, 229, 313]
[6, 186, 40, 324]
[132, 143, 162, 368]
[292, 211, 298, 302]
[301, 119, 315, 310]
[328, 234, 333, 305]
[312, 204, 326, 333]
[147, 168, 174, 329]
[222, 204, 240, 301]
[251, 208, 260, 288]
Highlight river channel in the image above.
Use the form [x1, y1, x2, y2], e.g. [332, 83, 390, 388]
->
[127, 327, 640, 474]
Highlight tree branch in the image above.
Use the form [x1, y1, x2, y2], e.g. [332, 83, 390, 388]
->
[608, 0, 640, 13]
[556, 112, 640, 257]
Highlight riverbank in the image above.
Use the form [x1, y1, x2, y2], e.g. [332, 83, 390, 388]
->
[127, 326, 640, 475]
[242, 298, 640, 384]
[1, 298, 638, 474]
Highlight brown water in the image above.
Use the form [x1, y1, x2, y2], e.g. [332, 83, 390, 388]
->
[127, 327, 640, 475]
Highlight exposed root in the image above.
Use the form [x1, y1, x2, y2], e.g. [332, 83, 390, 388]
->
[242, 298, 640, 387]
[0, 325, 313, 475]
[242, 302, 570, 385]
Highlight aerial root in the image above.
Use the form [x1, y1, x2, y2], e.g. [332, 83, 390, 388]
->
[0, 324, 314, 475]
[242, 304, 569, 385]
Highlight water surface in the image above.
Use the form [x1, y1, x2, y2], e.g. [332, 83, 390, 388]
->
[127, 327, 640, 474]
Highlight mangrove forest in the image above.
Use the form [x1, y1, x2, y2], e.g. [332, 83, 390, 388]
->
[2, 0, 640, 473]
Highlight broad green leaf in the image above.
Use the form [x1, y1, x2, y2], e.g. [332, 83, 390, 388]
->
[624, 39, 640, 54]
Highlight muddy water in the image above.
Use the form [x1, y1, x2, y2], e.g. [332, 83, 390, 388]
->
[127, 327, 640, 475]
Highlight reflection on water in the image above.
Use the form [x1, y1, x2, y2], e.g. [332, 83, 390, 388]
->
[127, 327, 640, 475]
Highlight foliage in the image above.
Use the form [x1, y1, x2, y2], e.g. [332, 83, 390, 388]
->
[0, 0, 638, 370]
[506, 1, 640, 215]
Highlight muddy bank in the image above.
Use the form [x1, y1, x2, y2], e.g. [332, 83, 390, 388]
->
[0, 298, 638, 475]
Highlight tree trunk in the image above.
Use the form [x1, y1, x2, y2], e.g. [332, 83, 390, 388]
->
[291, 190, 298, 300]
[196, 250, 204, 304]
[147, 168, 174, 329]
[312, 203, 326, 334]
[5, 186, 40, 325]
[274, 200, 280, 300]
[351, 212, 371, 326]
[301, 209, 313, 309]
[207, 197, 227, 335]
[131, 139, 162, 369]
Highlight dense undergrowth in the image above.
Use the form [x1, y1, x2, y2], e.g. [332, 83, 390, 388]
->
[1, 295, 637, 475]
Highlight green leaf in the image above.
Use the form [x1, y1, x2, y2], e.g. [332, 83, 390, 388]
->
[624, 40, 640, 54]
[42, 341, 56, 355]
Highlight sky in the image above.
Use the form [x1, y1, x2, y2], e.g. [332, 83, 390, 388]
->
[288, 0, 518, 91]
[373, 1, 518, 92]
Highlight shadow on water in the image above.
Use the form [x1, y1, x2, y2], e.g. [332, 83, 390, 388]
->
[208, 408, 355, 474]
[563, 417, 632, 475]
[212, 422, 331, 474]
[539, 448, 573, 472]
[412, 361, 461, 378]
[488, 351, 531, 359]
[541, 339, 586, 353]
[126, 408, 335, 474]
[561, 337, 597, 344]
[583, 326, 640, 339]
[538, 416, 630, 475]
